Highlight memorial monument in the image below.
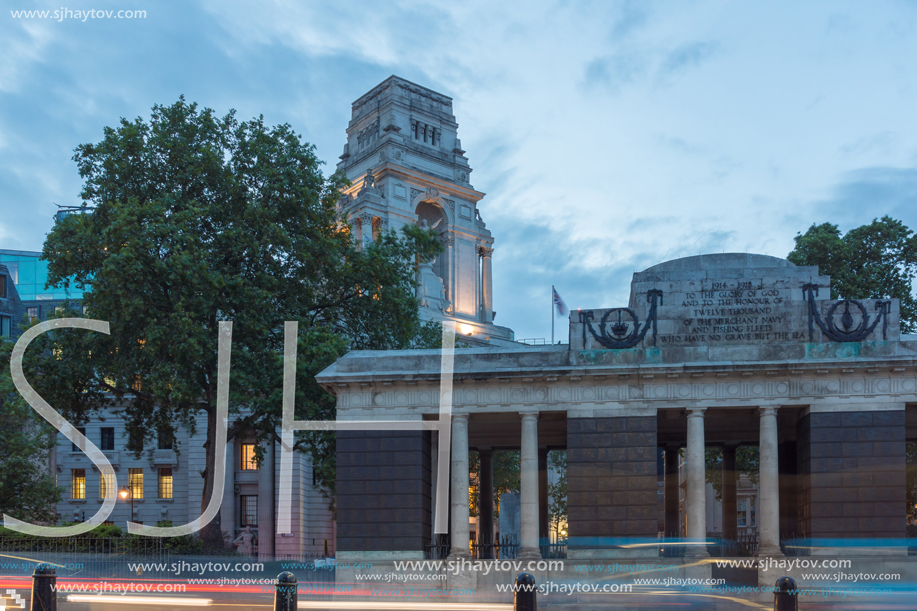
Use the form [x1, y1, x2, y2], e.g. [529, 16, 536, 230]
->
[320, 252, 914, 566]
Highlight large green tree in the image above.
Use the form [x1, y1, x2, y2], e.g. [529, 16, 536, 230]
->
[31, 98, 440, 543]
[788, 216, 917, 333]
[0, 338, 62, 523]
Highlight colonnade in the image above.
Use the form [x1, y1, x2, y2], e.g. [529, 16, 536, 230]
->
[446, 413, 543, 559]
[666, 406, 782, 556]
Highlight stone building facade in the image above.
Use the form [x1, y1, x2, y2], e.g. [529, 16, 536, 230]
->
[335, 76, 515, 345]
[53, 414, 335, 557]
[318, 253, 914, 560]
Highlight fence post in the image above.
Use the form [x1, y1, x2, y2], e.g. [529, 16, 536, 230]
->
[514, 572, 536, 611]
[274, 571, 297, 611]
[774, 576, 798, 611]
[30, 565, 56, 611]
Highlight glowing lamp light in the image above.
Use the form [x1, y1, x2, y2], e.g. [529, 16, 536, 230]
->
[459, 324, 474, 335]
[119, 487, 129, 500]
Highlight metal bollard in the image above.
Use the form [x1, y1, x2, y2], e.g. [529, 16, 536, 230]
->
[514, 572, 536, 611]
[274, 571, 297, 611]
[30, 565, 56, 611]
[774, 576, 798, 611]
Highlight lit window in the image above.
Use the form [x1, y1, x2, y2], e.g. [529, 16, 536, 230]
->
[99, 473, 113, 499]
[241, 444, 258, 470]
[241, 495, 258, 526]
[129, 468, 144, 499]
[71, 469, 86, 500]
[100, 427, 114, 451]
[158, 468, 173, 499]
[737, 496, 756, 528]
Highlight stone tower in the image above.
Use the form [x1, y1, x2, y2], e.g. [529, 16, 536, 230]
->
[337, 75, 514, 344]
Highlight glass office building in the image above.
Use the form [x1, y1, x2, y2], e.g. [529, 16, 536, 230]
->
[0, 249, 87, 301]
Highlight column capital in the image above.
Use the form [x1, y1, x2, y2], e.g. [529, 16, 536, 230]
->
[519, 412, 539, 422]
[686, 407, 706, 419]
[452, 413, 469, 423]
[759, 406, 779, 417]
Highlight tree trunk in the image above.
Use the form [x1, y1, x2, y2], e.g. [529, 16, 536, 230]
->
[200, 408, 223, 547]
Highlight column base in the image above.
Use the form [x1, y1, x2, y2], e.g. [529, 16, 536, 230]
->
[447, 551, 472, 560]
[684, 546, 710, 559]
[757, 545, 783, 558]
[517, 548, 542, 561]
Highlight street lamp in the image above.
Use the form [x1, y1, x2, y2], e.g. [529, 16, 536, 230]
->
[120, 486, 133, 520]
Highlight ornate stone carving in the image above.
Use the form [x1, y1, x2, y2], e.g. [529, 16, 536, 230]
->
[426, 187, 439, 198]
[444, 199, 455, 210]
[442, 235, 455, 247]
[359, 168, 377, 195]
[410, 188, 422, 200]
[396, 81, 450, 106]
[477, 246, 494, 258]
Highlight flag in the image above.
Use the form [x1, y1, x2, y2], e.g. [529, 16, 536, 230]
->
[552, 286, 569, 317]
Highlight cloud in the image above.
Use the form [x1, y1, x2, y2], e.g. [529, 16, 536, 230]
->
[814, 165, 917, 231]
[659, 41, 718, 77]
[583, 53, 648, 92]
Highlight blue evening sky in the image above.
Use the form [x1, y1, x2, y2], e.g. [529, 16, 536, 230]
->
[2, 1, 916, 340]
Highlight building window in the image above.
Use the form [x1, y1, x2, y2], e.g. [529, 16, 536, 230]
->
[100, 427, 115, 451]
[71, 427, 86, 452]
[0, 274, 6, 298]
[100, 473, 113, 499]
[158, 428, 173, 450]
[241, 444, 258, 470]
[737, 496, 756, 528]
[241, 495, 258, 526]
[158, 468, 173, 499]
[27, 307, 39, 322]
[129, 428, 144, 451]
[0, 316, 10, 338]
[71, 469, 86, 500]
[129, 468, 144, 500]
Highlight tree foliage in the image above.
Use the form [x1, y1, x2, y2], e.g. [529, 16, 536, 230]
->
[704, 446, 759, 501]
[469, 450, 521, 519]
[29, 98, 440, 541]
[547, 450, 567, 536]
[0, 337, 62, 523]
[788, 216, 917, 333]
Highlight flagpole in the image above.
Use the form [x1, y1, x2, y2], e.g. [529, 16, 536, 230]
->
[551, 285, 555, 345]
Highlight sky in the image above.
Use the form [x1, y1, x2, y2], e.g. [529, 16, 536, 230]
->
[2, 0, 917, 341]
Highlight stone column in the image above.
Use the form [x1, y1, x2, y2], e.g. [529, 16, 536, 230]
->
[519, 413, 540, 559]
[478, 449, 494, 558]
[685, 408, 708, 557]
[538, 448, 549, 546]
[722, 445, 737, 542]
[220, 440, 236, 542]
[442, 236, 454, 303]
[664, 446, 679, 539]
[480, 246, 494, 323]
[431, 433, 439, 533]
[759, 407, 781, 556]
[257, 439, 275, 558]
[449, 415, 471, 558]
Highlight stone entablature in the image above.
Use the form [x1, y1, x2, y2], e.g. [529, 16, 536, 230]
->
[320, 350, 917, 418]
